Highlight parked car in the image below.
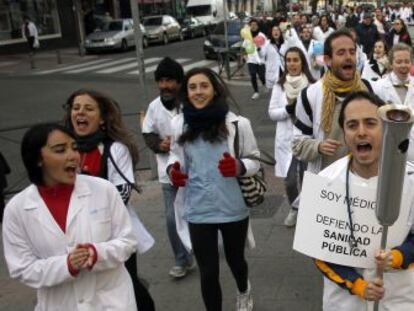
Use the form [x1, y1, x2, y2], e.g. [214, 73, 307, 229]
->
[143, 15, 182, 44]
[179, 17, 207, 39]
[84, 18, 148, 53]
[203, 20, 243, 59]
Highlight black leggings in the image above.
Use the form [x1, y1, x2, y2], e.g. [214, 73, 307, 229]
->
[125, 253, 156, 311]
[247, 63, 266, 92]
[189, 218, 249, 311]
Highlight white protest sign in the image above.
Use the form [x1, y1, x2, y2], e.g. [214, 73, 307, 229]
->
[293, 171, 411, 269]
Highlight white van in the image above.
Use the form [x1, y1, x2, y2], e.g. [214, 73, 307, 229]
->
[186, 0, 224, 30]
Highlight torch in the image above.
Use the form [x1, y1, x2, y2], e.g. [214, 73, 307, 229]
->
[374, 104, 414, 311]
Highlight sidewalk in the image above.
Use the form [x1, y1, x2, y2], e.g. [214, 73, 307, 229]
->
[0, 47, 99, 74]
[0, 167, 322, 311]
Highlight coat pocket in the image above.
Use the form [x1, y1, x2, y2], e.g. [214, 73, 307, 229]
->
[91, 219, 111, 242]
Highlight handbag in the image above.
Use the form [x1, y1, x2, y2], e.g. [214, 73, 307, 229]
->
[233, 121, 275, 207]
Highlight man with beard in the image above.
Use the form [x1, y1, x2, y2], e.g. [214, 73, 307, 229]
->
[293, 29, 373, 175]
[142, 57, 194, 278]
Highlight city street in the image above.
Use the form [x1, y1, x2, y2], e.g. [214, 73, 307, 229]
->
[0, 37, 322, 310]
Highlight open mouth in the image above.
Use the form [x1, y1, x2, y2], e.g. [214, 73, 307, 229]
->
[76, 118, 89, 130]
[64, 163, 78, 174]
[342, 64, 354, 71]
[356, 142, 372, 153]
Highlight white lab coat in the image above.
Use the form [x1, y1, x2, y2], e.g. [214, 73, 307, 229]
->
[268, 83, 295, 177]
[312, 26, 334, 43]
[2, 175, 138, 311]
[294, 38, 322, 80]
[106, 142, 154, 254]
[142, 97, 180, 184]
[318, 156, 414, 311]
[168, 111, 260, 251]
[261, 41, 283, 88]
[373, 75, 414, 163]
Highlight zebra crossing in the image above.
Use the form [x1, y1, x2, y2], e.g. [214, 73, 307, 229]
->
[34, 56, 239, 78]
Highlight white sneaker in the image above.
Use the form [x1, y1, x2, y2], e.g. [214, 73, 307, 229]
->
[168, 266, 187, 278]
[236, 281, 253, 311]
[251, 92, 259, 100]
[284, 209, 298, 227]
[168, 260, 196, 278]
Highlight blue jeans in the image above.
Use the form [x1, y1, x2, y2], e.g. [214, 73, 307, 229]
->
[161, 183, 192, 267]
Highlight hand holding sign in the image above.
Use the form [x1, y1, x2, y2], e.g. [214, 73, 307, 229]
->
[375, 249, 394, 272]
[364, 278, 385, 302]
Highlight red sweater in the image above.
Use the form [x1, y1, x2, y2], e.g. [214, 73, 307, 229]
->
[38, 184, 74, 233]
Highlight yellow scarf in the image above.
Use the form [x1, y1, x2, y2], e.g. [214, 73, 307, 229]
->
[321, 70, 367, 132]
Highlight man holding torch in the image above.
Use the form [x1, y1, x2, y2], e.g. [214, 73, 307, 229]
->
[306, 91, 414, 310]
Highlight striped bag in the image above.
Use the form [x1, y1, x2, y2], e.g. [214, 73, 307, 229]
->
[233, 121, 275, 208]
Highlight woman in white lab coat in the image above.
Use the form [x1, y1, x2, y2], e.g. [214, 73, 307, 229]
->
[2, 123, 138, 311]
[268, 47, 315, 227]
[261, 25, 285, 89]
[63, 89, 155, 310]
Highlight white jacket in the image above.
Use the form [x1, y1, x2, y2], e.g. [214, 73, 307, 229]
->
[312, 26, 334, 42]
[106, 142, 154, 254]
[21, 21, 38, 39]
[261, 41, 283, 88]
[142, 97, 180, 183]
[373, 75, 414, 163]
[2, 175, 138, 311]
[242, 32, 267, 65]
[373, 75, 414, 107]
[318, 156, 414, 311]
[268, 83, 295, 177]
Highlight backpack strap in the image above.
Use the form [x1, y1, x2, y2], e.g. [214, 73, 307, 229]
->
[301, 86, 313, 123]
[232, 121, 276, 166]
[101, 139, 142, 194]
[362, 78, 373, 93]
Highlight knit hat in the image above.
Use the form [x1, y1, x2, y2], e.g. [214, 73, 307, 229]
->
[154, 57, 184, 83]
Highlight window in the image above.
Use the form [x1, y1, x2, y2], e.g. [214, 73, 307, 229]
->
[0, 0, 61, 45]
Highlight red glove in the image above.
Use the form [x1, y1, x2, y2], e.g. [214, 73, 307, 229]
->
[170, 162, 188, 187]
[218, 152, 238, 177]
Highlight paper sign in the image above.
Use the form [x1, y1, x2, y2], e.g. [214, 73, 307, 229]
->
[293, 172, 411, 269]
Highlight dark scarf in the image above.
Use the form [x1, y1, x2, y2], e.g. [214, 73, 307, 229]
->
[183, 101, 228, 133]
[76, 130, 106, 152]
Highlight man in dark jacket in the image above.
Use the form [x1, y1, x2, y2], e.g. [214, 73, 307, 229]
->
[346, 7, 360, 29]
[356, 12, 380, 56]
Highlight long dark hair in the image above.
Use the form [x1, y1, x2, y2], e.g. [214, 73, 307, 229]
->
[63, 89, 139, 166]
[277, 47, 316, 88]
[268, 25, 284, 47]
[178, 67, 235, 144]
[394, 18, 408, 35]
